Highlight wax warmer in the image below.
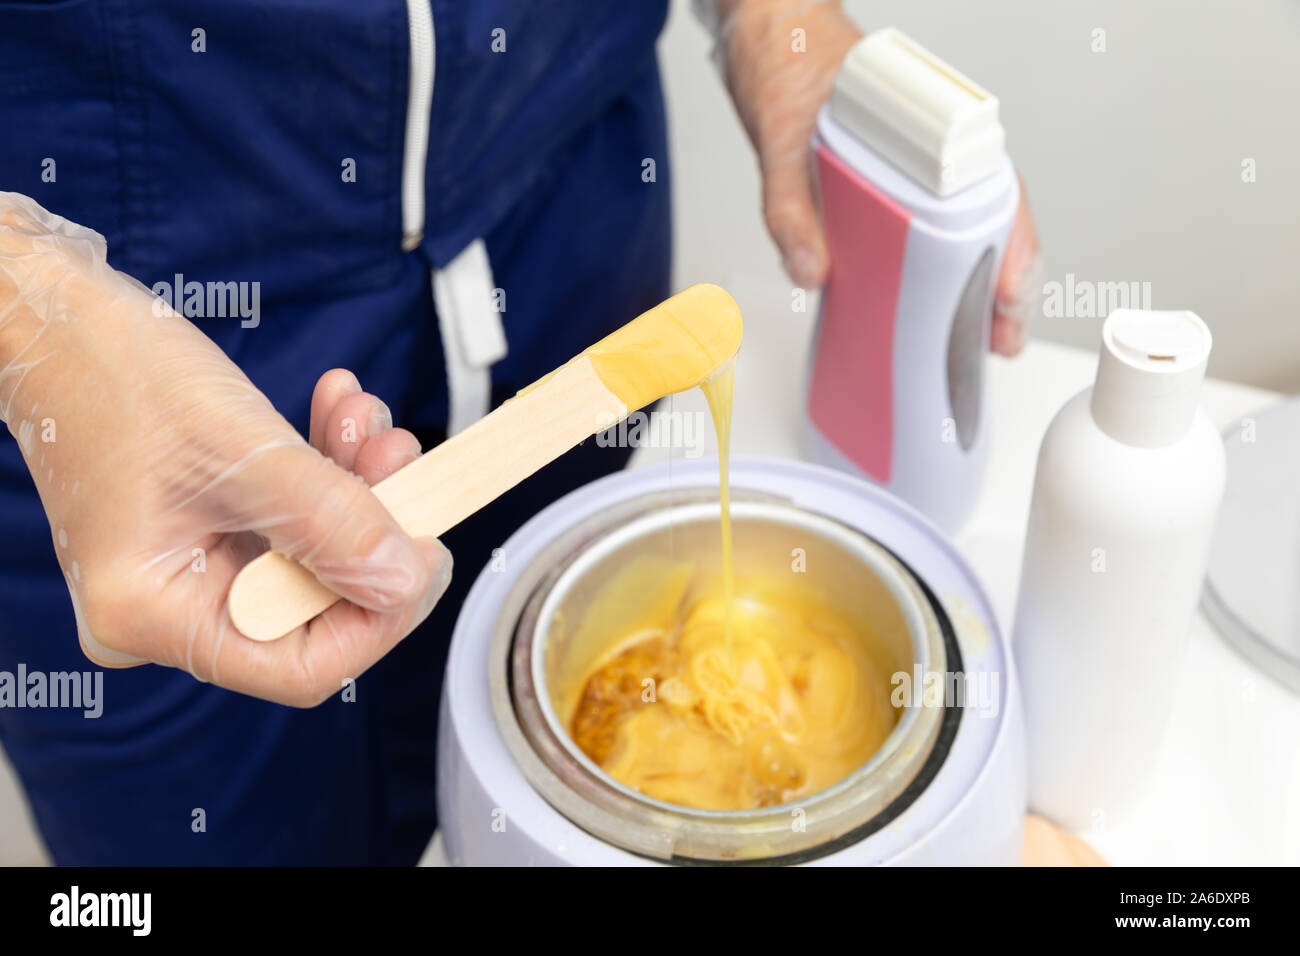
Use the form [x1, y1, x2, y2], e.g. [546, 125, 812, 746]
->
[437, 458, 1025, 865]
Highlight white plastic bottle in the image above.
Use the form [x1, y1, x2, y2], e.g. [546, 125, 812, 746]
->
[1013, 309, 1225, 831]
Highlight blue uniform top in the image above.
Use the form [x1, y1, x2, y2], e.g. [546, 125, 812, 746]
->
[0, 0, 671, 863]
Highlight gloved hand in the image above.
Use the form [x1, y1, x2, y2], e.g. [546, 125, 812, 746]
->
[0, 192, 451, 706]
[704, 0, 1041, 356]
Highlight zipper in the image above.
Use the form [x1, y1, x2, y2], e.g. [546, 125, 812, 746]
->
[401, 0, 435, 252]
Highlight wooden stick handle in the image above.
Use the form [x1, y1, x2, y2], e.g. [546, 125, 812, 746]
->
[228, 357, 625, 641]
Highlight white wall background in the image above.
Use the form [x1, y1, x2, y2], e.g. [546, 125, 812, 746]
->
[660, 0, 1300, 391]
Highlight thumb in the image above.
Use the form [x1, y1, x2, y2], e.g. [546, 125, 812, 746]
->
[762, 151, 829, 289]
[237, 442, 435, 612]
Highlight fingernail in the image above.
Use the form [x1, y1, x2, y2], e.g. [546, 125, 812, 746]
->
[401, 433, 424, 464]
[368, 400, 393, 436]
[415, 538, 453, 619]
[784, 247, 822, 289]
[77, 627, 148, 667]
[362, 531, 427, 606]
[342, 372, 362, 394]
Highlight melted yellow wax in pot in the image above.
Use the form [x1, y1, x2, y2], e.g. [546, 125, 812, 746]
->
[564, 564, 899, 810]
[556, 290, 898, 811]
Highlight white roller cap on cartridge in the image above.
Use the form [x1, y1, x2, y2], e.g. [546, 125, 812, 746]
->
[829, 27, 1006, 196]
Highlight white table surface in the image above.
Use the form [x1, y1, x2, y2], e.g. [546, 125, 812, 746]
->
[425, 283, 1299, 866]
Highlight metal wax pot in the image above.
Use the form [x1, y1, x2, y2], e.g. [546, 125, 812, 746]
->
[437, 458, 1025, 865]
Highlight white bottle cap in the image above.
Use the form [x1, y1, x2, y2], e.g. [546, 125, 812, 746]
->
[829, 27, 1006, 197]
[1090, 309, 1213, 447]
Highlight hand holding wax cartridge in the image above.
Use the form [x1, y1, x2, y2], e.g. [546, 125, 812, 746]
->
[228, 284, 744, 642]
[804, 28, 1036, 532]
[699, 5, 1039, 352]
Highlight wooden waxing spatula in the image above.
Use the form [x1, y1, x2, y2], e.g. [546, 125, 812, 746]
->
[227, 283, 743, 642]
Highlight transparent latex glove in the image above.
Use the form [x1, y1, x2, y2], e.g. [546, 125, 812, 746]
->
[0, 192, 451, 706]
[700, 0, 1041, 356]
